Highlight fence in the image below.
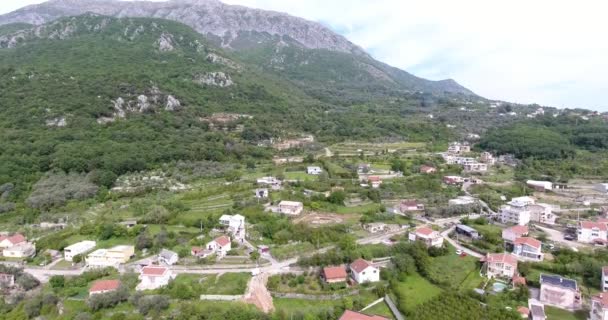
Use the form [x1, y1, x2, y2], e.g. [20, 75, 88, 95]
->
[269, 290, 359, 300]
[200, 294, 243, 301]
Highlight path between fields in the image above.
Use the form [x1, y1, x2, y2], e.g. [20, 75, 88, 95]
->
[242, 273, 274, 313]
[441, 226, 483, 259]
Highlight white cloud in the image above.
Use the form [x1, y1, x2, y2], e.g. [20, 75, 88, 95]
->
[2, 0, 607, 109]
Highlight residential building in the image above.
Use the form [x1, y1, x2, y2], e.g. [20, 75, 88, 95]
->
[278, 201, 303, 215]
[3, 242, 35, 258]
[219, 214, 246, 240]
[502, 225, 530, 244]
[338, 310, 389, 320]
[464, 162, 488, 173]
[443, 175, 463, 185]
[137, 266, 173, 291]
[307, 166, 323, 175]
[158, 249, 179, 265]
[256, 176, 282, 190]
[0, 273, 15, 287]
[591, 293, 608, 320]
[64, 240, 96, 262]
[89, 279, 121, 296]
[529, 302, 547, 320]
[527, 180, 553, 192]
[419, 165, 437, 174]
[513, 237, 544, 261]
[455, 224, 480, 239]
[596, 184, 608, 194]
[539, 274, 581, 310]
[480, 152, 496, 165]
[357, 164, 371, 173]
[349, 258, 380, 284]
[482, 253, 518, 278]
[448, 196, 477, 206]
[322, 265, 347, 283]
[206, 235, 231, 258]
[398, 200, 424, 213]
[602, 267, 608, 292]
[367, 176, 382, 189]
[254, 188, 269, 199]
[528, 203, 557, 225]
[86, 245, 135, 268]
[448, 142, 471, 154]
[363, 223, 386, 234]
[119, 220, 137, 228]
[0, 233, 26, 249]
[409, 227, 444, 248]
[499, 197, 536, 226]
[191, 246, 209, 258]
[577, 221, 608, 244]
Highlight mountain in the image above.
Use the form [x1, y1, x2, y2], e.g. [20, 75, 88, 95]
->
[0, 0, 475, 100]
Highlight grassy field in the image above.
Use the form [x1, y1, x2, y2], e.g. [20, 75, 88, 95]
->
[335, 203, 383, 214]
[284, 171, 317, 181]
[544, 306, 587, 320]
[393, 273, 442, 313]
[363, 301, 395, 319]
[428, 245, 483, 290]
[270, 242, 316, 260]
[174, 273, 251, 295]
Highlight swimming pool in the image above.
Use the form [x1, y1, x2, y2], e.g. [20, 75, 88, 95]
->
[492, 282, 508, 293]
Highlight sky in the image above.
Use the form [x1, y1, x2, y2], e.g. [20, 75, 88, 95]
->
[2, 0, 607, 110]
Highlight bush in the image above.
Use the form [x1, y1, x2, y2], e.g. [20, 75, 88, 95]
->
[26, 172, 99, 210]
[87, 287, 129, 311]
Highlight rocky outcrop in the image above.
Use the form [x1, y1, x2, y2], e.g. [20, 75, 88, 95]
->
[165, 95, 181, 111]
[45, 116, 67, 127]
[96, 88, 182, 124]
[156, 32, 175, 52]
[206, 52, 240, 70]
[194, 72, 233, 87]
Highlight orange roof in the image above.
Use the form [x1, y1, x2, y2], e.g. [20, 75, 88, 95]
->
[368, 176, 381, 182]
[215, 235, 231, 247]
[89, 279, 121, 293]
[141, 266, 168, 276]
[506, 225, 529, 236]
[517, 306, 529, 316]
[512, 275, 527, 286]
[339, 310, 389, 320]
[593, 293, 608, 307]
[350, 258, 373, 273]
[0, 233, 26, 245]
[420, 165, 436, 172]
[323, 265, 347, 280]
[415, 227, 435, 236]
[580, 221, 608, 231]
[484, 253, 518, 267]
[598, 218, 608, 224]
[514, 237, 542, 249]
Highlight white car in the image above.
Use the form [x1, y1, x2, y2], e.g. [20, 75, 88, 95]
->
[455, 249, 463, 255]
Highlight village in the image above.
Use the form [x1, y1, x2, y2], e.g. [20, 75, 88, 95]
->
[1, 137, 608, 320]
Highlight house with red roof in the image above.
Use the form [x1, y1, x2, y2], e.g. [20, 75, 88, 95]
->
[398, 200, 424, 213]
[205, 235, 232, 258]
[322, 265, 347, 284]
[349, 258, 379, 284]
[408, 226, 443, 248]
[89, 279, 121, 296]
[367, 176, 382, 189]
[502, 225, 529, 244]
[338, 310, 389, 320]
[516, 306, 529, 318]
[136, 266, 173, 291]
[482, 253, 518, 279]
[0, 233, 26, 249]
[590, 292, 608, 320]
[513, 237, 544, 262]
[577, 221, 608, 244]
[419, 165, 437, 174]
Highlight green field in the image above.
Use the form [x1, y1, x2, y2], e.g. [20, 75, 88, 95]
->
[174, 273, 251, 295]
[284, 171, 317, 181]
[545, 306, 587, 320]
[428, 245, 483, 290]
[363, 301, 395, 319]
[393, 273, 442, 313]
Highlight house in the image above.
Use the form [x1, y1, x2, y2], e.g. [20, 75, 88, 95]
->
[0, 273, 15, 287]
[206, 235, 231, 258]
[254, 188, 269, 199]
[513, 237, 544, 261]
[517, 306, 529, 318]
[603, 267, 608, 292]
[86, 245, 135, 268]
[455, 224, 480, 239]
[528, 203, 557, 225]
[529, 302, 547, 320]
[349, 258, 379, 284]
[322, 265, 347, 283]
[363, 223, 386, 234]
[119, 220, 137, 229]
[448, 196, 477, 206]
[158, 249, 179, 266]
[256, 176, 282, 190]
[419, 165, 437, 174]
[527, 180, 553, 192]
[482, 253, 518, 278]
[399, 200, 424, 213]
[596, 184, 608, 194]
[408, 227, 444, 248]
[357, 164, 371, 174]
[64, 240, 96, 262]
[338, 310, 389, 320]
[278, 201, 303, 215]
[480, 152, 496, 165]
[443, 175, 463, 185]
[136, 266, 173, 291]
[577, 221, 608, 244]
[499, 198, 534, 226]
[3, 242, 36, 258]
[191, 246, 209, 258]
[0, 233, 26, 249]
[502, 225, 530, 244]
[307, 166, 323, 175]
[219, 214, 246, 240]
[591, 293, 608, 320]
[539, 274, 581, 310]
[89, 279, 121, 296]
[464, 162, 488, 173]
[448, 142, 471, 154]
[367, 176, 382, 189]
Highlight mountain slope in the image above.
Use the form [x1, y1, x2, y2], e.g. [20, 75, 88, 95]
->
[0, 0, 475, 98]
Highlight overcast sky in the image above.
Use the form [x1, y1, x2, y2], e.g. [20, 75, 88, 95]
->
[2, 0, 607, 110]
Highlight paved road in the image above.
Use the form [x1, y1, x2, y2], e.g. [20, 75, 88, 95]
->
[535, 225, 584, 250]
[441, 226, 483, 258]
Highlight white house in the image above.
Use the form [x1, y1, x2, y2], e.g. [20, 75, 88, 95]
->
[480, 152, 496, 165]
[0, 234, 26, 249]
[219, 214, 246, 240]
[448, 196, 477, 207]
[256, 176, 282, 190]
[529, 203, 557, 225]
[307, 166, 323, 175]
[349, 258, 380, 283]
[409, 227, 443, 248]
[591, 293, 608, 320]
[86, 245, 135, 269]
[482, 253, 518, 278]
[602, 267, 608, 292]
[136, 266, 173, 291]
[539, 274, 581, 310]
[3, 242, 35, 258]
[464, 162, 488, 173]
[367, 176, 382, 189]
[64, 240, 96, 262]
[577, 221, 608, 244]
[447, 142, 471, 154]
[278, 201, 303, 215]
[499, 197, 536, 226]
[158, 249, 179, 265]
[206, 235, 231, 258]
[513, 237, 544, 261]
[527, 180, 553, 192]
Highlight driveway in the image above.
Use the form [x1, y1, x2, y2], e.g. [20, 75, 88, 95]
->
[441, 226, 483, 258]
[535, 225, 584, 250]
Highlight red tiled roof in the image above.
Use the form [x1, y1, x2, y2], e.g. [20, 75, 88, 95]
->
[420, 165, 436, 172]
[517, 306, 529, 316]
[89, 279, 121, 293]
[506, 225, 529, 236]
[0, 233, 26, 245]
[401, 200, 418, 207]
[512, 275, 527, 286]
[415, 227, 435, 236]
[580, 221, 608, 231]
[323, 265, 347, 280]
[215, 235, 231, 247]
[339, 310, 389, 320]
[484, 253, 518, 267]
[514, 237, 542, 249]
[141, 266, 168, 276]
[350, 258, 373, 273]
[593, 293, 608, 307]
[368, 176, 381, 182]
[598, 218, 608, 224]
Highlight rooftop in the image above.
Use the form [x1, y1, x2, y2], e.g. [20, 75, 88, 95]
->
[514, 237, 542, 249]
[483, 253, 518, 266]
[89, 279, 121, 293]
[141, 266, 168, 276]
[323, 265, 347, 280]
[540, 274, 578, 290]
[350, 258, 373, 273]
[339, 310, 389, 320]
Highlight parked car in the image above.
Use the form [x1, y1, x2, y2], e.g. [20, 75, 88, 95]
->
[563, 234, 575, 241]
[455, 249, 463, 255]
